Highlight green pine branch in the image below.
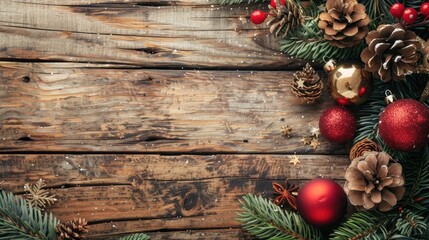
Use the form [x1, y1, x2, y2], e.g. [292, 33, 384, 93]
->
[0, 190, 59, 240]
[395, 209, 428, 237]
[361, 0, 395, 25]
[237, 194, 323, 240]
[119, 233, 151, 240]
[280, 38, 364, 63]
[330, 211, 389, 240]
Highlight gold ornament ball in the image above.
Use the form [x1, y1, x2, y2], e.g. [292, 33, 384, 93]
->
[327, 63, 372, 106]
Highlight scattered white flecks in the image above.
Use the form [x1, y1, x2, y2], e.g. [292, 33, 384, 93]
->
[112, 224, 116, 229]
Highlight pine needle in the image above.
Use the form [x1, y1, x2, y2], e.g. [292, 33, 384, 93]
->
[0, 190, 59, 239]
[24, 179, 57, 210]
[119, 233, 151, 240]
[237, 194, 322, 239]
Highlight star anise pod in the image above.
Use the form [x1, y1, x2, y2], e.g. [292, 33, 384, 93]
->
[272, 180, 299, 209]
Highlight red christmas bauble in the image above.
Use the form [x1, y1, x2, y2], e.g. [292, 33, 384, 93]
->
[421, 2, 429, 17]
[250, 10, 267, 24]
[297, 179, 347, 227]
[319, 106, 357, 143]
[402, 8, 418, 24]
[390, 3, 405, 19]
[270, 0, 286, 9]
[379, 99, 429, 151]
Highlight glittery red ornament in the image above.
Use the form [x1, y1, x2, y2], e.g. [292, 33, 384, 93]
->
[319, 106, 357, 143]
[379, 99, 429, 151]
[297, 179, 347, 228]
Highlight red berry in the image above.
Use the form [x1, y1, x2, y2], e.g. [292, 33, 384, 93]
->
[421, 2, 429, 17]
[270, 0, 286, 9]
[402, 8, 418, 24]
[250, 10, 267, 25]
[390, 3, 405, 19]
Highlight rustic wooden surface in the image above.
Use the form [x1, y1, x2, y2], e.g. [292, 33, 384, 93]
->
[0, 0, 350, 239]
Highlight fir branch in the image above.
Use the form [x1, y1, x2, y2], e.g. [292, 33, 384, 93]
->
[212, 0, 267, 4]
[119, 233, 150, 240]
[24, 179, 57, 210]
[237, 194, 322, 240]
[396, 209, 428, 237]
[361, 0, 395, 25]
[281, 38, 364, 63]
[0, 190, 59, 240]
[330, 211, 389, 240]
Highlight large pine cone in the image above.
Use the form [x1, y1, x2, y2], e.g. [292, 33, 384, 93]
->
[361, 24, 422, 82]
[344, 151, 405, 211]
[290, 63, 323, 103]
[318, 0, 370, 48]
[56, 218, 89, 240]
[267, 0, 304, 37]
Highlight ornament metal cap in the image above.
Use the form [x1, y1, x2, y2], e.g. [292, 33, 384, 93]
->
[323, 59, 336, 73]
[384, 90, 397, 105]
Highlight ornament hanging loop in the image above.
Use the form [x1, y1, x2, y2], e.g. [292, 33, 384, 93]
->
[384, 90, 397, 105]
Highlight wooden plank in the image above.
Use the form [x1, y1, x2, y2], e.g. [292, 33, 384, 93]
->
[99, 228, 247, 240]
[0, 62, 343, 153]
[0, 0, 304, 69]
[144, 229, 246, 240]
[0, 154, 349, 191]
[0, 154, 349, 238]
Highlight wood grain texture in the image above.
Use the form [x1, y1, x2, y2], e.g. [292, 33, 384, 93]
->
[0, 62, 344, 154]
[0, 0, 305, 69]
[0, 154, 349, 238]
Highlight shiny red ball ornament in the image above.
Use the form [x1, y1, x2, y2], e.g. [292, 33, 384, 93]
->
[297, 179, 347, 228]
[390, 3, 405, 19]
[319, 106, 357, 143]
[402, 8, 418, 24]
[250, 10, 267, 24]
[270, 0, 286, 9]
[379, 99, 429, 151]
[421, 2, 429, 17]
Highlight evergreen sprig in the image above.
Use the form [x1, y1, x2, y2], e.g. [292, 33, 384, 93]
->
[0, 190, 59, 240]
[237, 194, 323, 240]
[396, 209, 427, 237]
[330, 211, 389, 240]
[119, 233, 151, 240]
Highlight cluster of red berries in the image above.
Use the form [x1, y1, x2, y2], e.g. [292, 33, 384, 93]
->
[250, 0, 286, 24]
[390, 2, 429, 24]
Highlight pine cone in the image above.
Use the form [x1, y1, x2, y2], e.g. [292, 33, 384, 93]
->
[318, 0, 370, 48]
[344, 151, 405, 211]
[56, 218, 89, 240]
[267, 0, 304, 37]
[290, 63, 323, 103]
[422, 39, 429, 71]
[349, 138, 381, 160]
[361, 24, 422, 82]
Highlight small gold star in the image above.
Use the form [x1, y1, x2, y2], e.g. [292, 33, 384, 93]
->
[281, 125, 292, 137]
[289, 155, 300, 166]
[300, 136, 311, 145]
[296, 79, 305, 89]
[310, 138, 320, 150]
[310, 127, 320, 138]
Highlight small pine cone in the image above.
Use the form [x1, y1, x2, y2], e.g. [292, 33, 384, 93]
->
[344, 151, 405, 212]
[422, 39, 429, 71]
[349, 138, 381, 160]
[290, 63, 323, 103]
[361, 24, 422, 82]
[56, 218, 89, 240]
[318, 0, 370, 48]
[267, 0, 304, 37]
